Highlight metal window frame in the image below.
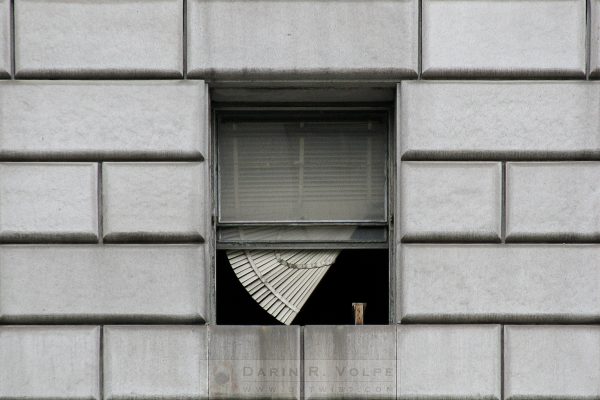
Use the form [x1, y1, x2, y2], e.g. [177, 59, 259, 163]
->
[214, 107, 391, 231]
[210, 102, 397, 324]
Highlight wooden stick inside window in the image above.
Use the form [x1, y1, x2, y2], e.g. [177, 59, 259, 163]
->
[353, 303, 366, 325]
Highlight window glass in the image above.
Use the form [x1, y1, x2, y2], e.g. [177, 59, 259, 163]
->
[218, 112, 387, 223]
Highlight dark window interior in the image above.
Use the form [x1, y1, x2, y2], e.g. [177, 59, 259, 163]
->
[216, 249, 389, 325]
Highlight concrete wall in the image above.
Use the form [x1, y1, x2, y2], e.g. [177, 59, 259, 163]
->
[0, 0, 599, 398]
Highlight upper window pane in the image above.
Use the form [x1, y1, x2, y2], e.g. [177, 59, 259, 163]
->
[218, 112, 387, 223]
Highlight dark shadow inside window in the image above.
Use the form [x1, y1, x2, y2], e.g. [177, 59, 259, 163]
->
[216, 249, 389, 325]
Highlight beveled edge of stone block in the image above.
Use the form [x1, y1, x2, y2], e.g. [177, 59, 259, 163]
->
[15, 68, 184, 80]
[187, 67, 419, 81]
[400, 149, 600, 162]
[421, 68, 586, 80]
[0, 232, 99, 244]
[0, 0, 8, 79]
[0, 312, 206, 325]
[103, 232, 204, 244]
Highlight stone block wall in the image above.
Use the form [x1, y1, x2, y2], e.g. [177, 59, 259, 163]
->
[0, 0, 599, 398]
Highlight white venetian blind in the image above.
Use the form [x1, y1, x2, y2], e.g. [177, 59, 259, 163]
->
[218, 113, 387, 222]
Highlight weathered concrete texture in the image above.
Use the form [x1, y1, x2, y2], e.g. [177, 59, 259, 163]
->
[397, 325, 501, 399]
[400, 82, 600, 160]
[187, 0, 417, 80]
[591, 0, 600, 78]
[422, 0, 586, 78]
[504, 326, 600, 398]
[0, 245, 206, 323]
[104, 326, 208, 399]
[304, 325, 396, 400]
[0, 0, 9, 78]
[0, 81, 206, 161]
[103, 163, 205, 243]
[399, 245, 600, 323]
[0, 326, 100, 399]
[0, 163, 98, 243]
[507, 162, 600, 242]
[209, 326, 301, 400]
[400, 162, 501, 242]
[14, 0, 183, 78]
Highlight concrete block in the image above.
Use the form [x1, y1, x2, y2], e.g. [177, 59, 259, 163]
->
[0, 245, 206, 323]
[104, 326, 208, 399]
[507, 162, 600, 242]
[397, 325, 501, 399]
[400, 244, 600, 323]
[209, 326, 300, 400]
[400, 82, 600, 160]
[103, 162, 205, 243]
[0, 163, 98, 243]
[0, 0, 9, 78]
[304, 326, 396, 400]
[505, 326, 600, 398]
[14, 0, 182, 78]
[0, 326, 100, 399]
[422, 0, 586, 78]
[187, 0, 417, 80]
[400, 162, 501, 242]
[0, 81, 206, 161]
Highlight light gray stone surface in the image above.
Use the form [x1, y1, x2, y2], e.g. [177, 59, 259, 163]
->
[0, 326, 100, 399]
[0, 245, 206, 323]
[0, 0, 9, 78]
[14, 0, 182, 78]
[103, 325, 208, 399]
[304, 326, 396, 400]
[507, 162, 600, 242]
[397, 325, 501, 399]
[504, 326, 600, 398]
[399, 244, 600, 323]
[209, 326, 301, 400]
[103, 162, 205, 243]
[400, 162, 501, 241]
[400, 82, 600, 160]
[0, 81, 205, 160]
[422, 0, 586, 78]
[0, 163, 98, 243]
[187, 0, 417, 80]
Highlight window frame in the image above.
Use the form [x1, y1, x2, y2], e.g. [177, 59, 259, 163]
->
[210, 102, 397, 324]
[213, 106, 393, 250]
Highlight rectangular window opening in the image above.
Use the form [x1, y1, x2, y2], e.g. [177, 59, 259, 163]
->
[214, 108, 392, 325]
